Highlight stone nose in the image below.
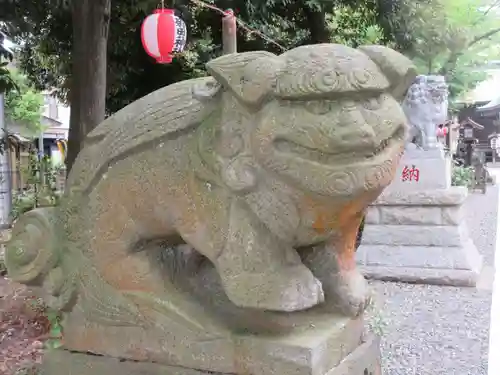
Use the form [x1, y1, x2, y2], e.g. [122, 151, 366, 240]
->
[331, 110, 378, 152]
[341, 99, 357, 111]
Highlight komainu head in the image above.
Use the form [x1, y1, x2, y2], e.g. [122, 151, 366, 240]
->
[207, 43, 416, 199]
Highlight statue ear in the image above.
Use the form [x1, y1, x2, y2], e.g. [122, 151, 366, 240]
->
[358, 45, 417, 100]
[206, 51, 282, 106]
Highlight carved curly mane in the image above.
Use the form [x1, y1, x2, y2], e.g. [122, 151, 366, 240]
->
[65, 77, 220, 197]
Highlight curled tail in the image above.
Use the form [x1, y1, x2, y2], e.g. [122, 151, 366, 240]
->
[5, 207, 76, 311]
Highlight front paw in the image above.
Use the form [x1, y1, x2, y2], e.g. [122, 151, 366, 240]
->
[323, 270, 371, 317]
[220, 265, 324, 312]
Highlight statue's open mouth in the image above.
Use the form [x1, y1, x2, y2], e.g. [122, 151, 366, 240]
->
[273, 124, 405, 165]
[372, 125, 406, 156]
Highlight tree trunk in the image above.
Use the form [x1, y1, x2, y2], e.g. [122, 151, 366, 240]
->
[303, 6, 330, 44]
[427, 59, 433, 75]
[66, 0, 111, 174]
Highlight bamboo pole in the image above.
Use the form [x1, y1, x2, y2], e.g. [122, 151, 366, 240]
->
[222, 9, 237, 54]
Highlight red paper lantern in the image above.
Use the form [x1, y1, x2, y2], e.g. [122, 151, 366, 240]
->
[224, 9, 236, 35]
[141, 9, 187, 64]
[436, 126, 448, 137]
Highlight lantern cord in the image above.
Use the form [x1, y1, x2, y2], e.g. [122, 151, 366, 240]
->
[189, 0, 286, 51]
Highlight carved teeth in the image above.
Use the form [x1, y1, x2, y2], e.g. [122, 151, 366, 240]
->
[373, 125, 404, 155]
[375, 138, 390, 155]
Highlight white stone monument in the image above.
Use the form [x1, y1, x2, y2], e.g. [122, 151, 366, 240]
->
[357, 75, 483, 286]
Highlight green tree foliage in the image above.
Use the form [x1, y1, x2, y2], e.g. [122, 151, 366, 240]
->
[392, 0, 500, 100]
[4, 0, 494, 126]
[0, 61, 17, 93]
[325, 4, 387, 47]
[4, 68, 44, 135]
[0, 33, 17, 93]
[1, 0, 399, 115]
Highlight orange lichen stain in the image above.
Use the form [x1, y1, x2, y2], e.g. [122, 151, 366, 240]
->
[65, 324, 149, 362]
[333, 190, 382, 271]
[306, 190, 381, 272]
[311, 211, 334, 234]
[334, 202, 365, 271]
[305, 198, 342, 234]
[125, 345, 151, 362]
[64, 325, 103, 352]
[174, 175, 207, 229]
[103, 258, 161, 294]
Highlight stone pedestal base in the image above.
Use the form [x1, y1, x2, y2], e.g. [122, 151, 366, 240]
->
[385, 148, 451, 192]
[39, 333, 381, 375]
[32, 246, 381, 375]
[357, 187, 483, 286]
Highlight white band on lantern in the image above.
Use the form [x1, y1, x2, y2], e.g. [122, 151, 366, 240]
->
[142, 13, 161, 57]
[172, 14, 187, 52]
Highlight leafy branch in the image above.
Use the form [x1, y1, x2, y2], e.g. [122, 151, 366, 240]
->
[471, 0, 500, 26]
[440, 25, 500, 76]
[0, 62, 18, 93]
[4, 68, 44, 135]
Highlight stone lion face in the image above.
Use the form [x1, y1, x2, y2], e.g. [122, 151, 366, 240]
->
[251, 91, 407, 202]
[205, 43, 415, 201]
[247, 44, 411, 200]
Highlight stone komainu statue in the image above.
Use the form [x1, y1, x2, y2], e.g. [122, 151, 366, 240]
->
[402, 74, 448, 150]
[5, 44, 416, 365]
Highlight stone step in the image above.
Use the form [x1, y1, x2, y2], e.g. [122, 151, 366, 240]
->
[359, 265, 481, 287]
[356, 240, 482, 271]
[366, 205, 463, 226]
[361, 223, 469, 247]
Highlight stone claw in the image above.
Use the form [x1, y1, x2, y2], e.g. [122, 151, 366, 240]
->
[323, 270, 371, 318]
[221, 265, 324, 312]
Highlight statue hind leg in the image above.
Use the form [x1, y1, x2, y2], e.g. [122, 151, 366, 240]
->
[87, 196, 175, 296]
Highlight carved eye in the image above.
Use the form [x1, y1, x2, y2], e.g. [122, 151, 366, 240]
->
[362, 96, 382, 111]
[304, 100, 335, 115]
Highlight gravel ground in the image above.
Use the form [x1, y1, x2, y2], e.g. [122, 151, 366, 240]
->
[368, 185, 498, 375]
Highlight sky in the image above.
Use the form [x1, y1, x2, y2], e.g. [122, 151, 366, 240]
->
[461, 69, 500, 103]
[0, 30, 16, 51]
